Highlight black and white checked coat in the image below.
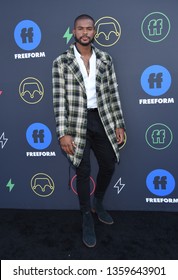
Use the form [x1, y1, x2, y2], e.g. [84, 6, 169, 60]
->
[52, 43, 125, 167]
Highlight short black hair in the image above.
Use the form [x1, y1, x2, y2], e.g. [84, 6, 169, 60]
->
[74, 14, 95, 27]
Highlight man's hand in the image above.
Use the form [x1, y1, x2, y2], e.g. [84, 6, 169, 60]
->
[115, 128, 125, 144]
[59, 135, 76, 155]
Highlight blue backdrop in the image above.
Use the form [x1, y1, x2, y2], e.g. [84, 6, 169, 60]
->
[0, 0, 178, 211]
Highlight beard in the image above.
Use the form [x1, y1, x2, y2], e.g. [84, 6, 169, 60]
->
[74, 35, 94, 46]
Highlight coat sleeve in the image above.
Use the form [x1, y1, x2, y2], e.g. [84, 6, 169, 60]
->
[52, 59, 68, 139]
[108, 59, 126, 130]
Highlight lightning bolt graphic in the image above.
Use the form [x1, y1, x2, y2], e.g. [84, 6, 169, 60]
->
[6, 179, 15, 192]
[113, 178, 125, 194]
[63, 27, 73, 44]
[0, 132, 8, 149]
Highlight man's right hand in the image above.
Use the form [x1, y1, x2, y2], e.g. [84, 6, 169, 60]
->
[59, 135, 76, 155]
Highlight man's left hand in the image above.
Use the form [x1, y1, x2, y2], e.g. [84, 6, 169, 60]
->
[116, 128, 125, 144]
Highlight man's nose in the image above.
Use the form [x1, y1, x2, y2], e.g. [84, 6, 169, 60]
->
[83, 29, 88, 35]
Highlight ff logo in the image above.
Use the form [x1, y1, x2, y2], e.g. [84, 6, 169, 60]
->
[145, 123, 173, 150]
[141, 65, 171, 96]
[26, 123, 52, 150]
[141, 12, 170, 42]
[146, 169, 175, 196]
[95, 16, 121, 47]
[14, 20, 41, 50]
[19, 77, 44, 104]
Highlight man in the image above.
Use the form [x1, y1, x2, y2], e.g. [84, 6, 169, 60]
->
[52, 14, 125, 248]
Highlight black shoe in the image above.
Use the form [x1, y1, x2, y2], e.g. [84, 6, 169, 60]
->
[82, 211, 96, 248]
[92, 198, 114, 225]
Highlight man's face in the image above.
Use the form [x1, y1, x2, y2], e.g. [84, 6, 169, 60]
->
[73, 18, 96, 46]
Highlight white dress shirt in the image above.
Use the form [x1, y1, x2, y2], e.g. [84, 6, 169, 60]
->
[74, 45, 97, 109]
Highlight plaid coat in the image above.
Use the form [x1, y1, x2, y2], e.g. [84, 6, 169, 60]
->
[52, 43, 125, 167]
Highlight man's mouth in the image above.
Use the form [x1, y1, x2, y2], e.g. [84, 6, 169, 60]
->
[81, 36, 90, 40]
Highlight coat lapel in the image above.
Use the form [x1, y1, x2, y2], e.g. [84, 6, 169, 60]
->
[67, 46, 86, 91]
[95, 49, 106, 96]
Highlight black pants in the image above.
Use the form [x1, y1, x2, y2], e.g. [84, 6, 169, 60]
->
[76, 110, 116, 212]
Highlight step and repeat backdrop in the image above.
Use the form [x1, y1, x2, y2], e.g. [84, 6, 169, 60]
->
[0, 0, 178, 211]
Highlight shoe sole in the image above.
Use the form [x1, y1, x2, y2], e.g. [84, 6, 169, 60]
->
[98, 216, 114, 225]
[83, 239, 96, 248]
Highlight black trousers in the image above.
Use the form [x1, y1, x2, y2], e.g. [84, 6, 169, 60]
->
[76, 110, 116, 212]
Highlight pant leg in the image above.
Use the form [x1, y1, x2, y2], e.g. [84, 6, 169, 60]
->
[76, 110, 116, 210]
[90, 112, 116, 200]
[76, 135, 91, 212]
